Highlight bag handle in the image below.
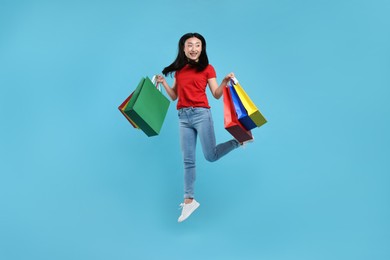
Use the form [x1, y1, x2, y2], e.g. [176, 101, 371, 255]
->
[151, 75, 162, 92]
[228, 77, 239, 87]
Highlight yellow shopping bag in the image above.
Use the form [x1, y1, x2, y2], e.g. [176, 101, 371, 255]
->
[232, 77, 267, 127]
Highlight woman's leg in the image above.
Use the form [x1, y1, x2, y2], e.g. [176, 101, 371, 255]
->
[179, 109, 198, 199]
[195, 108, 240, 162]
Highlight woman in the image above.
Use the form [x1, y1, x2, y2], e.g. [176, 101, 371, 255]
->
[156, 33, 251, 222]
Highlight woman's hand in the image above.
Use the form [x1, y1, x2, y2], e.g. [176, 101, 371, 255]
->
[222, 72, 235, 87]
[156, 74, 178, 101]
[156, 75, 166, 84]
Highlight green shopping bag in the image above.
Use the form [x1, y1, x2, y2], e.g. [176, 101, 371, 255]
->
[123, 76, 170, 137]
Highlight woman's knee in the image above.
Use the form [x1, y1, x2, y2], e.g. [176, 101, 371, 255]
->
[204, 153, 218, 162]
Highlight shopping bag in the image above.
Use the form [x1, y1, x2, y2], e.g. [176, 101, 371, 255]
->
[118, 92, 139, 129]
[229, 84, 257, 131]
[223, 87, 253, 143]
[120, 76, 170, 137]
[231, 77, 267, 127]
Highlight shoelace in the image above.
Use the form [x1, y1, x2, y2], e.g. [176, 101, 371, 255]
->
[179, 203, 185, 210]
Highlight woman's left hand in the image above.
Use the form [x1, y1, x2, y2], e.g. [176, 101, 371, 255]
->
[223, 72, 235, 86]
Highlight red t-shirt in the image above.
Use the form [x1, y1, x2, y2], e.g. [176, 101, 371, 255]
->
[175, 64, 217, 109]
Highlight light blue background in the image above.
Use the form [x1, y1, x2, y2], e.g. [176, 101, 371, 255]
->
[1, 0, 389, 259]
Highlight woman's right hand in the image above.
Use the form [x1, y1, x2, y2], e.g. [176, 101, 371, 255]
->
[155, 74, 178, 101]
[156, 75, 166, 84]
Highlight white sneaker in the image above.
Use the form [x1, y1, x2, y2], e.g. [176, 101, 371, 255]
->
[178, 199, 200, 222]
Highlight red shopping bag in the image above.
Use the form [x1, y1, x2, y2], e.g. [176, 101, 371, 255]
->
[223, 87, 253, 143]
[118, 92, 139, 129]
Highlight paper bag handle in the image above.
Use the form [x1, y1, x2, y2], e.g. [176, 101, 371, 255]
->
[228, 77, 239, 88]
[227, 77, 239, 88]
[151, 75, 162, 92]
[231, 77, 238, 85]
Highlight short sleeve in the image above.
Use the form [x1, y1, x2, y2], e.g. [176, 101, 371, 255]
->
[207, 64, 217, 79]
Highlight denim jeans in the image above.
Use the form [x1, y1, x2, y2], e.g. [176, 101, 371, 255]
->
[178, 107, 240, 199]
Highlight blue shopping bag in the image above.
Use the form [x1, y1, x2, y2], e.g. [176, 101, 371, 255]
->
[229, 82, 257, 131]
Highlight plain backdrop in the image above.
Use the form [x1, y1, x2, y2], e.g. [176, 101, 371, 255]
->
[1, 0, 389, 259]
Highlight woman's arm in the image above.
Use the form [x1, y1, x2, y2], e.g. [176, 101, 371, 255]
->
[208, 72, 235, 99]
[156, 75, 178, 101]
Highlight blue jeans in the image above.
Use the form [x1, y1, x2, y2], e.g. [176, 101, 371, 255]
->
[178, 107, 240, 199]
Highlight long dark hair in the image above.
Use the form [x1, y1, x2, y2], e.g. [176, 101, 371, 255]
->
[162, 32, 209, 76]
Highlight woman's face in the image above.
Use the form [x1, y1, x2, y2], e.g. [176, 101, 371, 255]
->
[184, 37, 202, 62]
